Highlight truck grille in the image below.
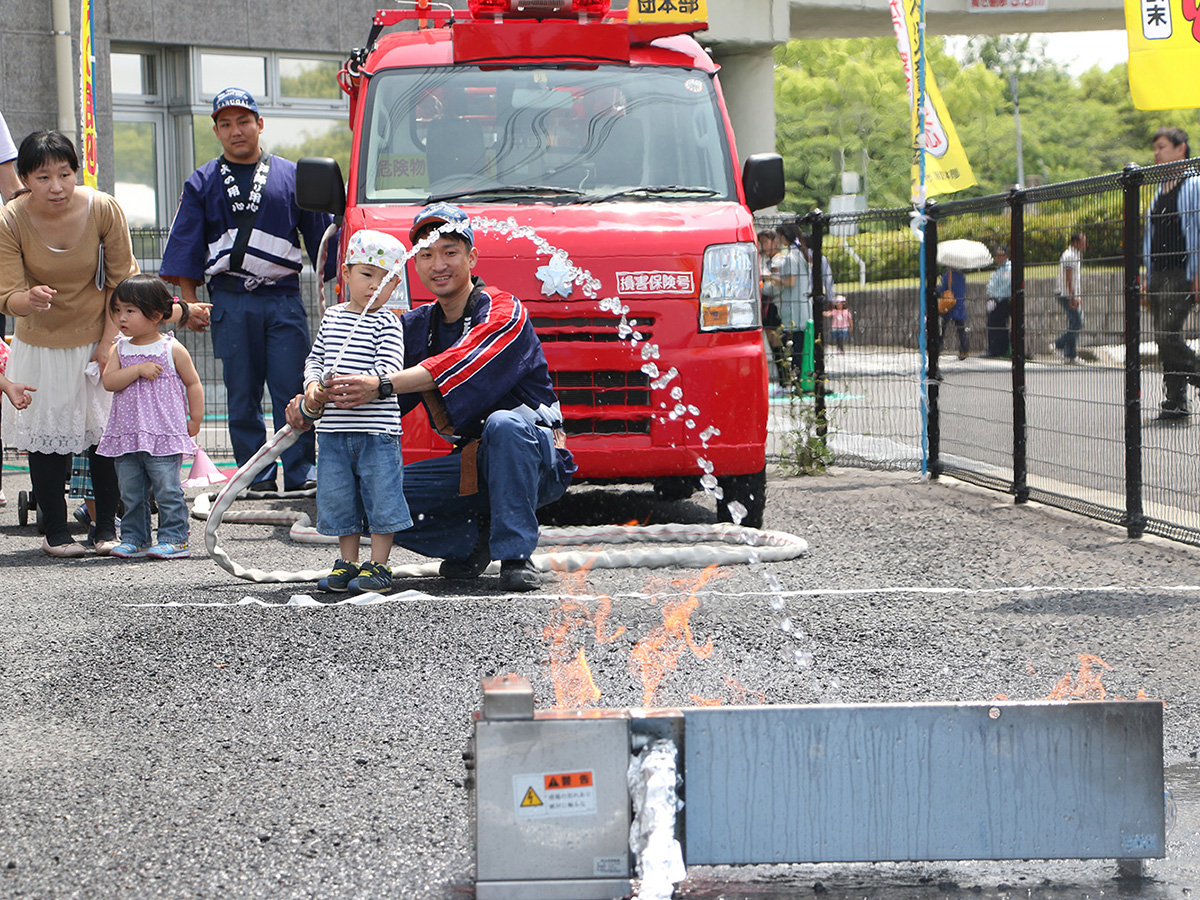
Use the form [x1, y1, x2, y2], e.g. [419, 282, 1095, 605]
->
[551, 370, 652, 436]
[532, 316, 656, 343]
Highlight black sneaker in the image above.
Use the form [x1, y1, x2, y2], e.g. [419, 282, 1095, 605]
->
[439, 517, 492, 579]
[318, 558, 360, 593]
[248, 477, 278, 494]
[348, 561, 393, 594]
[1157, 404, 1189, 422]
[499, 559, 542, 592]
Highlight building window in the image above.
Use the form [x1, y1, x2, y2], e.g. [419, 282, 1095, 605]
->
[198, 52, 267, 98]
[110, 45, 351, 229]
[111, 51, 158, 97]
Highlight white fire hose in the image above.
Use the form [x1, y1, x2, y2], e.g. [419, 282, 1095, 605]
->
[196, 424, 808, 585]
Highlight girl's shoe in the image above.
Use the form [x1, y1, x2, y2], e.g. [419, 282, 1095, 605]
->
[93, 539, 121, 557]
[110, 542, 151, 559]
[147, 542, 191, 559]
[42, 538, 87, 558]
[318, 559, 360, 593]
[348, 561, 392, 594]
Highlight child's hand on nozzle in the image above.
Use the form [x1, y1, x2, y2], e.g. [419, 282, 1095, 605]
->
[305, 380, 328, 412]
[2, 379, 35, 410]
[138, 362, 163, 380]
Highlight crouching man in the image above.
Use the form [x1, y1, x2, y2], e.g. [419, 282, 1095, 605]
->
[288, 203, 575, 591]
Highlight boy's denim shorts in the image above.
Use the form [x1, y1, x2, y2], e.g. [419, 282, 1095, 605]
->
[315, 431, 412, 536]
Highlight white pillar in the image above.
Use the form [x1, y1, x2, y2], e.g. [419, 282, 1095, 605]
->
[52, 0, 76, 137]
[711, 45, 778, 163]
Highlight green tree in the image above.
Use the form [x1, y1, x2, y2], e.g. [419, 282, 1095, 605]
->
[772, 36, 1199, 213]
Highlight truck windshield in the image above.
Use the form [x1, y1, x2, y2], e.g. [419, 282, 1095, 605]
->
[360, 66, 735, 204]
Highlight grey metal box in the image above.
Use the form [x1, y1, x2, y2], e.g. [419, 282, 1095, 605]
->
[474, 716, 632, 900]
[682, 701, 1164, 864]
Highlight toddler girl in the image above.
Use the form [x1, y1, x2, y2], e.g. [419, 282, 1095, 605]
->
[97, 275, 205, 559]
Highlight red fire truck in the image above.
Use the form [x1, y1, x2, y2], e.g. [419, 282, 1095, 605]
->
[298, 0, 783, 527]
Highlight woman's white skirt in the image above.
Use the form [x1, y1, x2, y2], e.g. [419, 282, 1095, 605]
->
[2, 337, 112, 455]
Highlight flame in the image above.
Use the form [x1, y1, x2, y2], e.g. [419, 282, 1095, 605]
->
[629, 565, 717, 706]
[688, 693, 723, 706]
[1045, 653, 1111, 701]
[543, 563, 626, 709]
[550, 647, 601, 709]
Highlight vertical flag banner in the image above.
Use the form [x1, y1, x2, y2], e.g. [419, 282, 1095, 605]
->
[1125, 0, 1200, 109]
[80, 0, 98, 187]
[890, 0, 977, 200]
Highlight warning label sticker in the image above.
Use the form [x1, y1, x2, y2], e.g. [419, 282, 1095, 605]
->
[512, 771, 598, 819]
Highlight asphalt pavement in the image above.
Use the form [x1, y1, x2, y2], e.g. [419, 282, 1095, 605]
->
[2, 465, 1199, 899]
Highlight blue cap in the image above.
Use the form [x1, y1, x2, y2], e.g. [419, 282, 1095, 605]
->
[211, 87, 260, 119]
[409, 202, 474, 245]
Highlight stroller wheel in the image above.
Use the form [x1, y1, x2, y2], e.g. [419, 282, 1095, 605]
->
[35, 503, 45, 535]
[17, 489, 31, 527]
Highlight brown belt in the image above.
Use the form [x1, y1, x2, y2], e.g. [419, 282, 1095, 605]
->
[458, 440, 479, 496]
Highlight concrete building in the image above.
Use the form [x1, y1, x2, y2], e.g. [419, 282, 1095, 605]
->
[0, 0, 1123, 226]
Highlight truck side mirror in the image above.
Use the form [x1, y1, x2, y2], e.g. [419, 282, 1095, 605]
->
[742, 153, 785, 212]
[297, 157, 347, 219]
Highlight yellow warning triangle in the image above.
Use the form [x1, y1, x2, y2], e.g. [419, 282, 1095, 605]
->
[520, 787, 543, 807]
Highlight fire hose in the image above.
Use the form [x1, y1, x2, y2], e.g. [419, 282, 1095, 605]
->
[196, 424, 809, 585]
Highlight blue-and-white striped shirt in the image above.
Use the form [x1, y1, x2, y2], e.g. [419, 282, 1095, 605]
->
[304, 304, 405, 434]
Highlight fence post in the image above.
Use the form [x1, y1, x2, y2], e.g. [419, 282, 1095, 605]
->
[1008, 187, 1029, 504]
[925, 212, 941, 477]
[809, 212, 828, 442]
[1122, 164, 1145, 538]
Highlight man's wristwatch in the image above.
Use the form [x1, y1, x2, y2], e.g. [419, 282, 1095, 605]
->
[377, 374, 394, 400]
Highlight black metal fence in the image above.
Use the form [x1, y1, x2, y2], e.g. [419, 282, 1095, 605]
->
[762, 159, 1200, 547]
[7, 164, 1199, 547]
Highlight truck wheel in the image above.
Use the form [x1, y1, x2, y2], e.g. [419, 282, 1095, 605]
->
[716, 468, 766, 529]
[653, 477, 697, 503]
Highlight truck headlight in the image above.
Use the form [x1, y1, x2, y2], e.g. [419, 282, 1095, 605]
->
[698, 242, 760, 331]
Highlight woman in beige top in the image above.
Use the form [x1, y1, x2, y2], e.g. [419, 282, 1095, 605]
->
[0, 131, 138, 557]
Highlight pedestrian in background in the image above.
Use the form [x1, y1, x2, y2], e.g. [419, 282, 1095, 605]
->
[1051, 231, 1086, 364]
[938, 266, 969, 360]
[1142, 126, 1200, 421]
[985, 245, 1012, 358]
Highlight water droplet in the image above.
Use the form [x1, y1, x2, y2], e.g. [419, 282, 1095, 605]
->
[684, 419, 695, 429]
[670, 386, 683, 400]
[727, 500, 747, 524]
[768, 594, 785, 611]
[794, 649, 814, 668]
[779, 618, 793, 632]
[699, 473, 718, 491]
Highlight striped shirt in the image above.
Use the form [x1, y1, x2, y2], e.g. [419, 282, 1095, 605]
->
[304, 304, 405, 434]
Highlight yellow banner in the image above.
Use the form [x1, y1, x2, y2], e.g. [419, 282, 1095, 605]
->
[889, 0, 977, 201]
[80, 0, 98, 187]
[628, 0, 707, 24]
[1126, 0, 1200, 110]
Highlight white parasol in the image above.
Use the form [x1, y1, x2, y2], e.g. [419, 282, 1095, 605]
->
[936, 238, 995, 271]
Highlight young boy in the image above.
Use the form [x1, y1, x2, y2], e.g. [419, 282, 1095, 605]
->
[303, 229, 411, 594]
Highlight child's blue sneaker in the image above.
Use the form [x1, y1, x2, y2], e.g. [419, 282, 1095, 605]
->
[317, 559, 360, 593]
[348, 561, 393, 594]
[147, 542, 191, 560]
[110, 541, 150, 559]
